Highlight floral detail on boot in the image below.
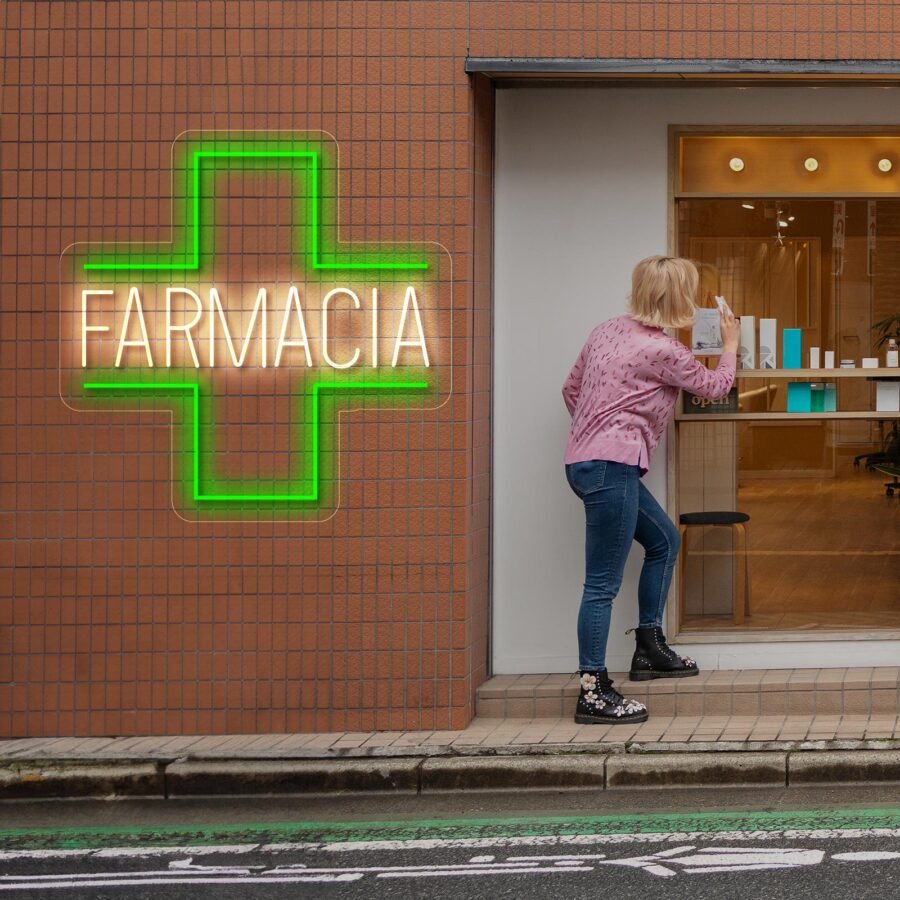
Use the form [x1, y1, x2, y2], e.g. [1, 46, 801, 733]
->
[575, 670, 649, 724]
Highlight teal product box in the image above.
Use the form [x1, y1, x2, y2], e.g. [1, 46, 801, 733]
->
[810, 383, 825, 412]
[787, 382, 812, 412]
[783, 328, 802, 368]
[824, 383, 837, 412]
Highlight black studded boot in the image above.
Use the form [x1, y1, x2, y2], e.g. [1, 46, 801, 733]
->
[574, 669, 649, 724]
[629, 626, 699, 681]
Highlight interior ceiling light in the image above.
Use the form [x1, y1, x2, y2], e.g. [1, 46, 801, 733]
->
[878, 158, 893, 172]
[804, 157, 819, 172]
[777, 219, 789, 228]
[742, 201, 755, 209]
[729, 157, 745, 172]
[787, 214, 796, 221]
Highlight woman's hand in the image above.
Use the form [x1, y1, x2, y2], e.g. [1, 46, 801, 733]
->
[720, 308, 740, 354]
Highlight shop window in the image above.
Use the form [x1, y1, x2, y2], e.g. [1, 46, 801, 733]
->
[674, 140, 899, 633]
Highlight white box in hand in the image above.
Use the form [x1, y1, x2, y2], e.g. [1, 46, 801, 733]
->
[759, 318, 777, 369]
[739, 315, 755, 368]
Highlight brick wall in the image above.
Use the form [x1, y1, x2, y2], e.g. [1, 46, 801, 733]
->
[2, 1, 897, 737]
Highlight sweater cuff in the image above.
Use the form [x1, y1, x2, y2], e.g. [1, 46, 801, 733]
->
[718, 350, 737, 367]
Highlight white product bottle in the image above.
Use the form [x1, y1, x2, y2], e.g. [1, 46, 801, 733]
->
[739, 315, 756, 369]
[759, 319, 777, 369]
[887, 338, 899, 368]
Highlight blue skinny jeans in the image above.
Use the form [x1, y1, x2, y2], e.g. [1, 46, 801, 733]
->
[565, 459, 681, 671]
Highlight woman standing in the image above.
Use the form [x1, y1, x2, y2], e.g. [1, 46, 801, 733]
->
[562, 256, 740, 725]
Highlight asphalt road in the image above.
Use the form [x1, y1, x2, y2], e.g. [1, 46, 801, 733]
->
[1, 787, 899, 898]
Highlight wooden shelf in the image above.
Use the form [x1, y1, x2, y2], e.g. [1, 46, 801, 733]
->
[733, 368, 899, 378]
[676, 411, 900, 421]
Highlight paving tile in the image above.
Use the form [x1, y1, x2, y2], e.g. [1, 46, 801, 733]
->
[648, 695, 676, 716]
[787, 692, 815, 715]
[871, 689, 899, 714]
[843, 668, 875, 688]
[814, 669, 846, 689]
[476, 698, 505, 717]
[534, 697, 565, 717]
[505, 698, 536, 717]
[870, 668, 900, 689]
[541, 732, 582, 744]
[572, 725, 614, 742]
[788, 671, 818, 685]
[534, 683, 567, 698]
[732, 694, 761, 716]
[477, 683, 514, 699]
[815, 691, 843, 715]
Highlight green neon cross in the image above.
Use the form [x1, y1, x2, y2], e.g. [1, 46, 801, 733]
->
[82, 148, 428, 273]
[83, 380, 429, 502]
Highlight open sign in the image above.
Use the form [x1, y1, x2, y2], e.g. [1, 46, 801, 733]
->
[682, 386, 739, 414]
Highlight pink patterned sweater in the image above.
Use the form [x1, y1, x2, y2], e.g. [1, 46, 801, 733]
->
[563, 314, 736, 474]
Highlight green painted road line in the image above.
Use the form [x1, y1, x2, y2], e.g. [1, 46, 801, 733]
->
[2, 808, 900, 850]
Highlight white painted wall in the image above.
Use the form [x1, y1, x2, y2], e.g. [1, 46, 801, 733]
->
[493, 84, 900, 673]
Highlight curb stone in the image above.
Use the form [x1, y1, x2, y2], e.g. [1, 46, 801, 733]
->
[2, 747, 900, 799]
[788, 749, 900, 785]
[165, 758, 421, 797]
[606, 751, 786, 789]
[420, 753, 608, 791]
[0, 762, 164, 800]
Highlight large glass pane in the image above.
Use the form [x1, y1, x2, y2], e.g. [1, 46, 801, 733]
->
[676, 198, 900, 631]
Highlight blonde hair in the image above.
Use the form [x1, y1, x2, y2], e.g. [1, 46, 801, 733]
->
[627, 256, 698, 330]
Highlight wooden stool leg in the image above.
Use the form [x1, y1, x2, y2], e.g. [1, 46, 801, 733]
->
[678, 524, 688, 628]
[733, 523, 747, 626]
[743, 523, 751, 617]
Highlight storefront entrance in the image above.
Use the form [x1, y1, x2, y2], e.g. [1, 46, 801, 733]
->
[492, 84, 900, 674]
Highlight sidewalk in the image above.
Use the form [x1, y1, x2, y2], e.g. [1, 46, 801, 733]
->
[2, 705, 899, 800]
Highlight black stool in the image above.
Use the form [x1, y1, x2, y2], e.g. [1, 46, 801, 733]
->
[678, 511, 751, 626]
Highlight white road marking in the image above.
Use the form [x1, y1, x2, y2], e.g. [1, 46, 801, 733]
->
[0, 827, 898, 890]
[305, 827, 900, 853]
[833, 851, 900, 861]
[96, 844, 259, 859]
[0, 875, 365, 890]
[377, 866, 592, 879]
[0, 840, 895, 891]
[0, 845, 258, 862]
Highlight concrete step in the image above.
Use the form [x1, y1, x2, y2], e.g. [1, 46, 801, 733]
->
[476, 668, 900, 719]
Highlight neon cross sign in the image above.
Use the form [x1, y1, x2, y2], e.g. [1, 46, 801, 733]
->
[60, 132, 451, 519]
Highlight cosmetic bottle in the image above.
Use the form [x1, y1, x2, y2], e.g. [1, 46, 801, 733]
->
[887, 338, 899, 368]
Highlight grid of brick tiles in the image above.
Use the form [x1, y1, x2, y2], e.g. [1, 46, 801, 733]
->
[1, 1, 490, 737]
[476, 669, 900, 719]
[5, 0, 900, 740]
[467, 1, 900, 61]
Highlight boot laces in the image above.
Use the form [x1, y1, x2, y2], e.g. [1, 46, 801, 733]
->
[596, 673, 625, 706]
[654, 628, 695, 667]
